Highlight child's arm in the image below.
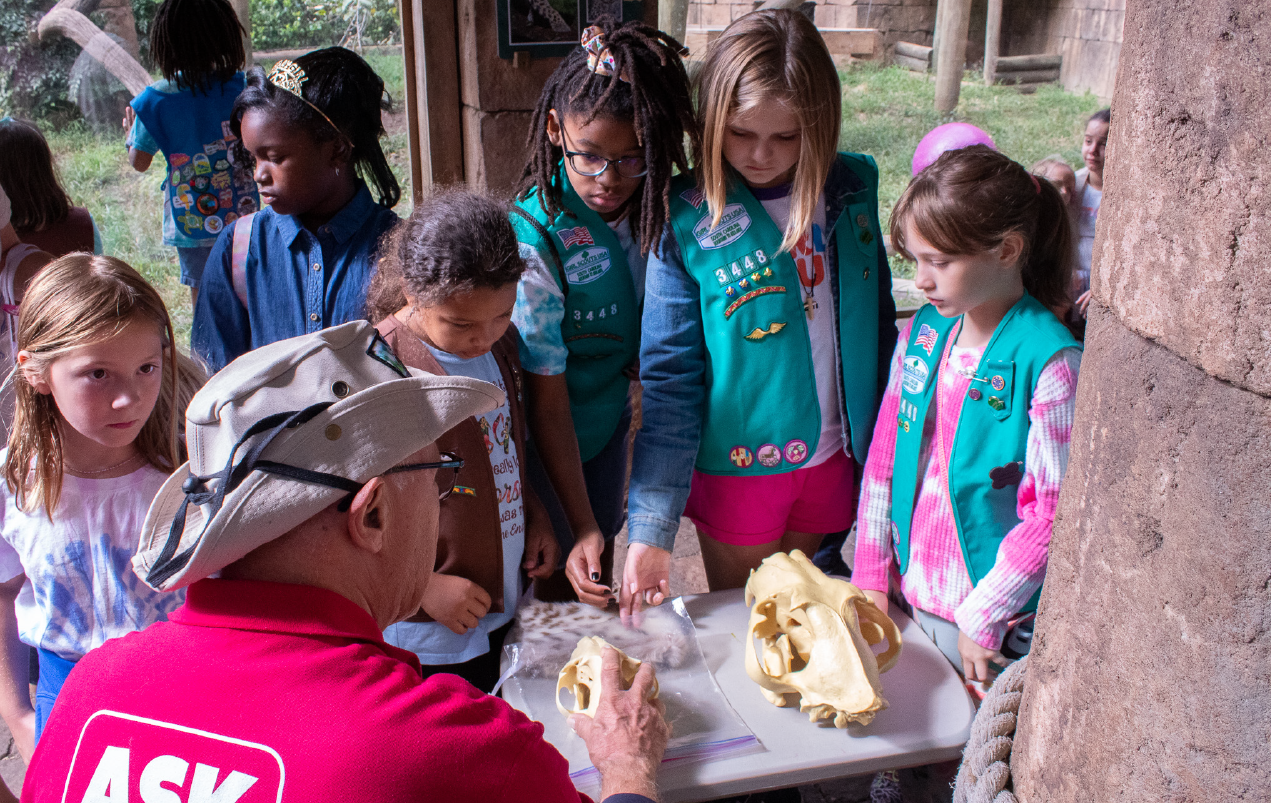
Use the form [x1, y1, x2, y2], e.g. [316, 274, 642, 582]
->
[521, 485, 560, 582]
[190, 221, 251, 373]
[622, 233, 705, 621]
[421, 573, 492, 636]
[122, 107, 155, 173]
[0, 574, 33, 763]
[953, 347, 1082, 655]
[852, 321, 912, 614]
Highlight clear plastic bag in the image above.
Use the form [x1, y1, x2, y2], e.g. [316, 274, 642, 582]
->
[498, 598, 761, 796]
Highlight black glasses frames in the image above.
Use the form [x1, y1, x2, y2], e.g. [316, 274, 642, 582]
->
[561, 129, 648, 178]
[383, 451, 464, 500]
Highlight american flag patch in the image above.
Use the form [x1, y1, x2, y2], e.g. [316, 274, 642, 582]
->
[915, 323, 939, 355]
[557, 226, 594, 249]
[680, 187, 705, 208]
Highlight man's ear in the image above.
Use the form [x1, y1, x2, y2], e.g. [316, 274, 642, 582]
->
[346, 477, 388, 554]
[546, 109, 563, 148]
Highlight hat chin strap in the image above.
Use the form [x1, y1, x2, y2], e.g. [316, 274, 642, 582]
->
[146, 401, 347, 587]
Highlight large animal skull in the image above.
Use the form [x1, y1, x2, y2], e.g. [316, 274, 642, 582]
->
[744, 550, 902, 727]
[556, 636, 659, 717]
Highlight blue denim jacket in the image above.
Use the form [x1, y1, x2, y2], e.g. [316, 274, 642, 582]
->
[627, 161, 899, 551]
[192, 183, 399, 373]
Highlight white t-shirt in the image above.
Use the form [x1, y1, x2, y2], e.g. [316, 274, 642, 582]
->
[756, 187, 844, 468]
[383, 343, 526, 664]
[0, 461, 183, 661]
[1075, 181, 1102, 294]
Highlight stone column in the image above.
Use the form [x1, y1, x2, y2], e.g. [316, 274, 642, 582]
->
[1011, 1, 1270, 801]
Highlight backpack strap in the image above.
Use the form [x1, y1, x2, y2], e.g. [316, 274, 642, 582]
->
[510, 206, 569, 299]
[230, 212, 256, 307]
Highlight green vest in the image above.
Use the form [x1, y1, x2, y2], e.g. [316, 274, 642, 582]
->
[890, 295, 1080, 613]
[511, 172, 640, 461]
[666, 153, 884, 476]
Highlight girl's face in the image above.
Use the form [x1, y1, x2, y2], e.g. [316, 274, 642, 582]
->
[547, 111, 644, 221]
[402, 284, 518, 361]
[28, 318, 165, 452]
[1041, 164, 1076, 206]
[240, 108, 347, 219]
[722, 97, 802, 189]
[906, 220, 1024, 318]
[1082, 119, 1109, 180]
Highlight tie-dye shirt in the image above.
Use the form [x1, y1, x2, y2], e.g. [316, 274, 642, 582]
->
[0, 462, 183, 661]
[853, 316, 1081, 650]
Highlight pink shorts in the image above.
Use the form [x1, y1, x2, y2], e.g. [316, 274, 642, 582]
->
[685, 449, 857, 546]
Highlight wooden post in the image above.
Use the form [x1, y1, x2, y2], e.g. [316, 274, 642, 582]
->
[658, 0, 688, 43]
[399, 0, 464, 196]
[933, 0, 972, 113]
[983, 0, 1001, 86]
[231, 0, 252, 66]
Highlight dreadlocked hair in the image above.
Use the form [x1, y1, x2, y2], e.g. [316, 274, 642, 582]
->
[231, 47, 400, 208]
[517, 17, 698, 257]
[148, 0, 245, 93]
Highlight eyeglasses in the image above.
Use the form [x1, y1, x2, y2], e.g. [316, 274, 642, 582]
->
[562, 130, 647, 178]
[383, 451, 463, 501]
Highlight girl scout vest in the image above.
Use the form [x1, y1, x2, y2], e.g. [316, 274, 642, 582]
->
[890, 294, 1080, 612]
[510, 172, 640, 462]
[665, 153, 884, 476]
[131, 73, 258, 244]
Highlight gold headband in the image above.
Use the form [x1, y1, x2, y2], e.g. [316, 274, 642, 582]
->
[267, 60, 349, 143]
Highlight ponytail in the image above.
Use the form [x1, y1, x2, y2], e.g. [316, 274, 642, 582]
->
[1022, 177, 1073, 315]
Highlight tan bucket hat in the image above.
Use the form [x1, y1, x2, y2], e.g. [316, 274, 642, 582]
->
[134, 321, 504, 591]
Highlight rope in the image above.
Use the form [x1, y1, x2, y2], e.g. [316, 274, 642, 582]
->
[953, 656, 1028, 803]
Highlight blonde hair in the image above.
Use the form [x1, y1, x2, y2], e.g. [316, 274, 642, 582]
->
[696, 9, 841, 253]
[4, 255, 206, 517]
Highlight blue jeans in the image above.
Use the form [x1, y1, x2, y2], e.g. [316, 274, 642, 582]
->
[176, 245, 214, 287]
[34, 648, 76, 741]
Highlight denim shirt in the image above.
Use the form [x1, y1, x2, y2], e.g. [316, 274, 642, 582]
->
[192, 184, 399, 372]
[627, 161, 899, 551]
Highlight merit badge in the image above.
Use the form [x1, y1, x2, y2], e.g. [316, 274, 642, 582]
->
[204, 214, 223, 234]
[725, 286, 737, 297]
[969, 388, 983, 401]
[989, 461, 1024, 489]
[203, 140, 225, 153]
[783, 439, 808, 464]
[211, 171, 231, 190]
[224, 212, 239, 225]
[178, 212, 203, 233]
[901, 356, 930, 395]
[170, 153, 190, 167]
[988, 396, 1006, 411]
[180, 164, 196, 182]
[757, 443, 782, 468]
[564, 247, 612, 285]
[451, 485, 477, 498]
[744, 322, 787, 341]
[694, 203, 752, 250]
[238, 196, 257, 215]
[856, 213, 869, 229]
[991, 375, 1006, 391]
[367, 332, 409, 377]
[218, 189, 233, 209]
[196, 194, 219, 216]
[859, 229, 873, 245]
[192, 175, 211, 192]
[193, 153, 212, 175]
[915, 323, 939, 356]
[738, 278, 750, 289]
[730, 446, 754, 468]
[214, 158, 231, 172]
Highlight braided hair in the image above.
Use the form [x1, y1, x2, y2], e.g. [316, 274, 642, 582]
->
[518, 18, 698, 257]
[148, 0, 245, 93]
[230, 47, 400, 209]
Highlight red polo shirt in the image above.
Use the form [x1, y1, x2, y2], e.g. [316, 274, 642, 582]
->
[23, 579, 592, 803]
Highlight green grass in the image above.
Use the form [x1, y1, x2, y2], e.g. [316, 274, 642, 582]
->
[35, 57, 1102, 341]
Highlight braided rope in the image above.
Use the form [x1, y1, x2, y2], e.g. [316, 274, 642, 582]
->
[953, 657, 1028, 803]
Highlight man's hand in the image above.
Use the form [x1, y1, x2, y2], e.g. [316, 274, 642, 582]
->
[565, 529, 613, 608]
[570, 648, 668, 801]
[957, 630, 1009, 683]
[863, 589, 889, 616]
[619, 543, 671, 626]
[421, 574, 491, 635]
[522, 515, 560, 581]
[1076, 289, 1092, 318]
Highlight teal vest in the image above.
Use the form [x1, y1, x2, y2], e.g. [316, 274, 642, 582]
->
[890, 295, 1080, 613]
[666, 153, 884, 476]
[511, 173, 640, 461]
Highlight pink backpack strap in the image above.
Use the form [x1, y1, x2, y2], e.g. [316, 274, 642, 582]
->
[230, 212, 256, 307]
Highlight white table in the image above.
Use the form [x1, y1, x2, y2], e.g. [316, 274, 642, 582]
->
[507, 589, 975, 802]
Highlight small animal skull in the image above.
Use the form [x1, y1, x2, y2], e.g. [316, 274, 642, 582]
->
[744, 550, 902, 727]
[556, 636, 659, 718]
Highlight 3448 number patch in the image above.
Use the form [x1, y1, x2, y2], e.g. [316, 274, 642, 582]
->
[573, 303, 620, 323]
[714, 250, 769, 286]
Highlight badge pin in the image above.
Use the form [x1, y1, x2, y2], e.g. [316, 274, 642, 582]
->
[858, 229, 873, 245]
[991, 375, 1006, 391]
[744, 321, 787, 341]
[750, 271, 761, 282]
[856, 213, 869, 228]
[725, 286, 737, 297]
[989, 461, 1024, 489]
[739, 278, 750, 289]
[988, 396, 1006, 411]
[763, 266, 774, 278]
[969, 389, 983, 401]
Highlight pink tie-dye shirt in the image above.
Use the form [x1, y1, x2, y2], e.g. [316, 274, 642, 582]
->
[853, 316, 1081, 650]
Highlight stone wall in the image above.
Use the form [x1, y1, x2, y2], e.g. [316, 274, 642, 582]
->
[1002, 0, 1124, 100]
[685, 0, 937, 54]
[1011, 0, 1270, 799]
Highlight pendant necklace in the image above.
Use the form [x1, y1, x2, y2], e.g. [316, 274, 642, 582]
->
[64, 453, 144, 476]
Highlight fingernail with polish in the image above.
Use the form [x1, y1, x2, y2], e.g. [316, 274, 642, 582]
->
[591, 572, 600, 582]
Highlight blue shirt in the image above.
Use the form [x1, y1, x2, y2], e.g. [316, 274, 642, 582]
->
[191, 183, 399, 372]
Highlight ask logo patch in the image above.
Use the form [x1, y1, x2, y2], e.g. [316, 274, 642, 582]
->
[63, 711, 284, 803]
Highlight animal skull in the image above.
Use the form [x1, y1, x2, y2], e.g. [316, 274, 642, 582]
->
[556, 636, 659, 718]
[744, 550, 902, 727]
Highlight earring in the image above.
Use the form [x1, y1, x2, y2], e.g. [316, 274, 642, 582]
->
[335, 167, 340, 177]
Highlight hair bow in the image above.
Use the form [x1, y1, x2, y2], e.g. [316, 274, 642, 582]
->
[581, 26, 627, 83]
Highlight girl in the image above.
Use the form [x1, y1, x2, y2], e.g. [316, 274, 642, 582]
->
[624, 10, 896, 615]
[0, 255, 205, 760]
[510, 19, 697, 608]
[367, 191, 558, 693]
[0, 118, 102, 257]
[852, 145, 1082, 685]
[0, 185, 52, 372]
[1072, 107, 1110, 320]
[192, 46, 400, 373]
[125, 0, 257, 304]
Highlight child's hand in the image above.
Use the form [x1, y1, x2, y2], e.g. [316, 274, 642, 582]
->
[122, 106, 135, 133]
[619, 543, 671, 626]
[421, 574, 491, 635]
[1076, 290, 1092, 318]
[957, 629, 1010, 683]
[522, 516, 560, 580]
[565, 530, 613, 608]
[10, 709, 34, 764]
[863, 589, 889, 616]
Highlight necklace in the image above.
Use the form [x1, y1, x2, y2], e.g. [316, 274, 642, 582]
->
[797, 258, 822, 321]
[64, 453, 144, 476]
